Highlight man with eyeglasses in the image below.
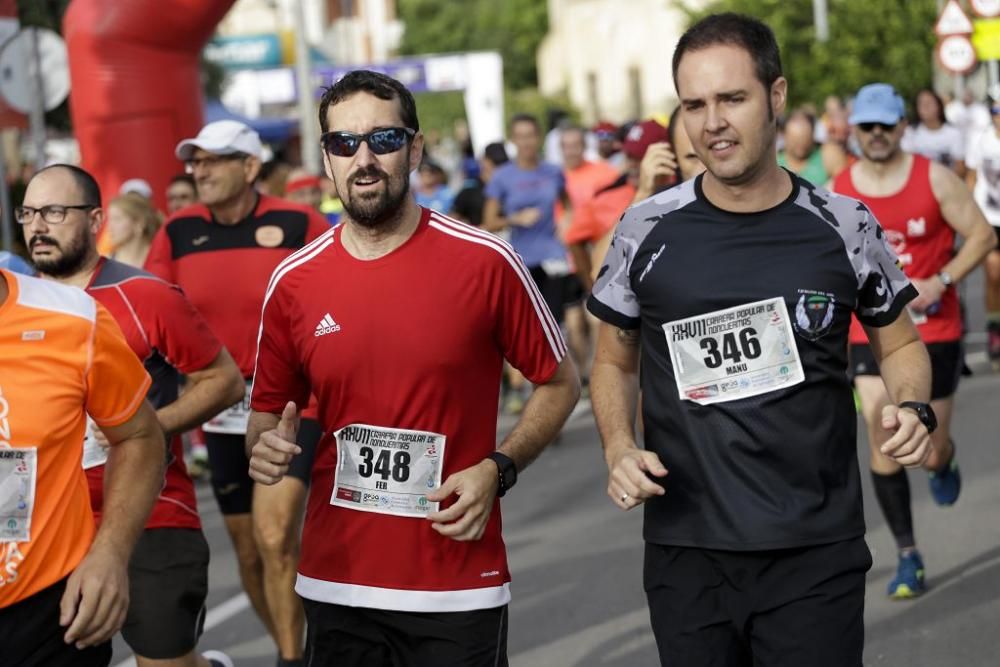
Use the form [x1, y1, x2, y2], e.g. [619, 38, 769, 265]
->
[831, 83, 996, 600]
[17, 163, 244, 667]
[145, 120, 330, 667]
[246, 69, 580, 666]
[1, 170, 165, 665]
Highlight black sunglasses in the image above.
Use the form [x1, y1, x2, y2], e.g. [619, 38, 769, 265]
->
[857, 122, 898, 133]
[320, 127, 416, 157]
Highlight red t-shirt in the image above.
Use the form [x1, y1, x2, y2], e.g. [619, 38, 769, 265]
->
[251, 207, 565, 612]
[145, 194, 331, 378]
[833, 155, 960, 344]
[86, 257, 222, 529]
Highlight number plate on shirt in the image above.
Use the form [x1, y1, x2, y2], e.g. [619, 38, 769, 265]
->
[0, 447, 37, 542]
[82, 418, 108, 470]
[331, 423, 444, 518]
[663, 297, 804, 405]
[203, 381, 251, 434]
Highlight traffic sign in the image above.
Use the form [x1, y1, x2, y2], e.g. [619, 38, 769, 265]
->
[973, 18, 1000, 59]
[938, 34, 978, 74]
[972, 0, 1000, 19]
[0, 28, 70, 114]
[936, 0, 975, 36]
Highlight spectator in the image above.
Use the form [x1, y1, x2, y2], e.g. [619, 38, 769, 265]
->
[284, 168, 325, 212]
[902, 87, 966, 177]
[415, 160, 454, 212]
[107, 192, 163, 268]
[451, 142, 509, 227]
[166, 174, 197, 213]
[777, 111, 829, 185]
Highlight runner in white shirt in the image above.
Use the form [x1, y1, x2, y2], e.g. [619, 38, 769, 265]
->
[965, 100, 1000, 369]
[902, 88, 966, 178]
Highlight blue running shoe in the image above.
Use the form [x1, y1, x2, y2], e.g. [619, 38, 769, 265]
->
[888, 550, 926, 599]
[929, 456, 961, 506]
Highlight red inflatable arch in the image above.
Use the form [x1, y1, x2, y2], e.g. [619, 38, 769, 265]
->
[63, 0, 235, 224]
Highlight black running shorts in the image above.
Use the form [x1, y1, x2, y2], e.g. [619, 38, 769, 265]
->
[850, 341, 962, 401]
[120, 528, 210, 659]
[301, 600, 508, 667]
[0, 576, 112, 667]
[205, 416, 322, 515]
[644, 537, 871, 667]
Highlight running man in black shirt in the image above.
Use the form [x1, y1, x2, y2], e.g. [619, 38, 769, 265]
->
[589, 14, 935, 666]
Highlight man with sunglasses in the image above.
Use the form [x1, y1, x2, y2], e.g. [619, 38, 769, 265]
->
[145, 120, 330, 667]
[832, 83, 996, 599]
[247, 70, 580, 666]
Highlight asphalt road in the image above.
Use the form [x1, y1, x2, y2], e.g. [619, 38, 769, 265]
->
[111, 270, 1000, 666]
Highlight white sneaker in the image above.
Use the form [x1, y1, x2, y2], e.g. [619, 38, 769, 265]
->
[201, 650, 234, 667]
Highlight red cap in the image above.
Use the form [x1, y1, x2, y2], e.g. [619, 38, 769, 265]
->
[285, 175, 322, 193]
[622, 119, 668, 160]
[593, 121, 617, 136]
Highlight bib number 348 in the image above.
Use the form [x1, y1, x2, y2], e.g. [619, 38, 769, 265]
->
[331, 423, 445, 518]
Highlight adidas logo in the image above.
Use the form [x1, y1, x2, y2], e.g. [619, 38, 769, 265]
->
[315, 313, 341, 337]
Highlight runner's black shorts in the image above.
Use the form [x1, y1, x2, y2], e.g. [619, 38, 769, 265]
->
[644, 537, 871, 667]
[560, 273, 586, 308]
[301, 600, 508, 667]
[849, 341, 962, 401]
[204, 416, 322, 515]
[529, 265, 567, 325]
[121, 527, 210, 659]
[0, 575, 112, 667]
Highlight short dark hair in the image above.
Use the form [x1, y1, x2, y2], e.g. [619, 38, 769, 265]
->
[318, 70, 419, 133]
[509, 113, 540, 132]
[913, 88, 946, 126]
[33, 164, 102, 206]
[169, 173, 196, 188]
[672, 13, 783, 95]
[483, 141, 509, 166]
[667, 107, 682, 149]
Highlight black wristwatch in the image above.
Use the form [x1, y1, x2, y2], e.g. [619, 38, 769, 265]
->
[899, 401, 937, 434]
[486, 452, 518, 497]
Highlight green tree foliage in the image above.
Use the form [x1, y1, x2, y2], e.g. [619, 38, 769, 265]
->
[398, 0, 574, 140]
[680, 0, 939, 109]
[398, 0, 549, 90]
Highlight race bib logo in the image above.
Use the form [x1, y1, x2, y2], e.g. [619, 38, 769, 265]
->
[794, 289, 836, 341]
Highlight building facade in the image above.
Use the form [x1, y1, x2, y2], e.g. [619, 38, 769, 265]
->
[538, 0, 707, 124]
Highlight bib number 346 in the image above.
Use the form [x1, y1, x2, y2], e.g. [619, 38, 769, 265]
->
[699, 328, 762, 368]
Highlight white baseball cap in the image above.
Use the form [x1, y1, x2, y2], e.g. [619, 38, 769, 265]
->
[175, 120, 263, 161]
[119, 178, 153, 198]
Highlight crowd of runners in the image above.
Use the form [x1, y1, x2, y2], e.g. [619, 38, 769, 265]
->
[2, 9, 999, 667]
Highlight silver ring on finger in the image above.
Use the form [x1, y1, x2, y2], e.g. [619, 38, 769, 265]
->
[621, 492, 630, 503]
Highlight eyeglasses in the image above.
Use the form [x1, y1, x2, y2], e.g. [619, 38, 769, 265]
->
[857, 122, 898, 133]
[14, 204, 97, 225]
[320, 127, 416, 157]
[184, 153, 247, 173]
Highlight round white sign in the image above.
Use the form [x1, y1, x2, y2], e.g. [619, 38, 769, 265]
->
[937, 35, 978, 74]
[0, 28, 70, 114]
[972, 0, 1000, 18]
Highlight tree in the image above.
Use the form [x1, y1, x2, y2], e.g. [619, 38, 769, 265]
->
[397, 0, 549, 90]
[678, 0, 939, 110]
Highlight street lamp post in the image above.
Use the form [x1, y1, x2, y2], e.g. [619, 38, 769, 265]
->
[813, 0, 829, 43]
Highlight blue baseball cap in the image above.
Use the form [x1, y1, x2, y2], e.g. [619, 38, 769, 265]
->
[848, 83, 905, 126]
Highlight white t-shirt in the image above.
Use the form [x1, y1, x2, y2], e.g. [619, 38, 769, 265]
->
[965, 126, 1000, 227]
[901, 123, 965, 168]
